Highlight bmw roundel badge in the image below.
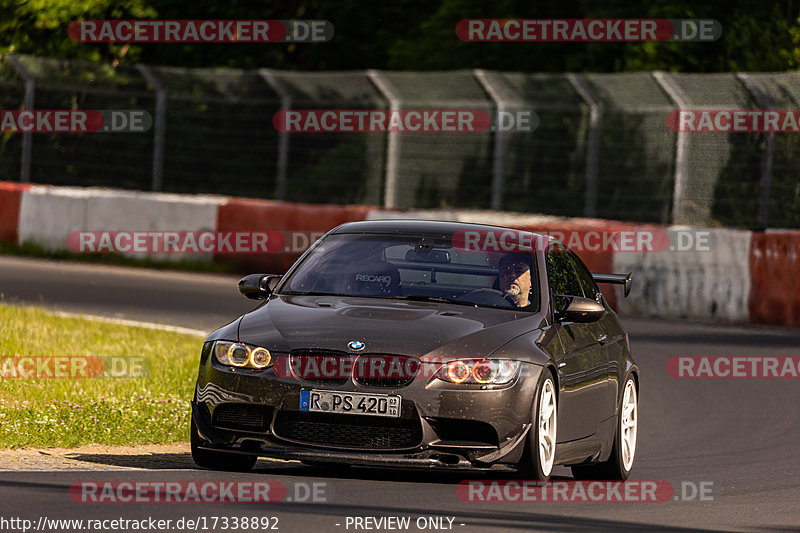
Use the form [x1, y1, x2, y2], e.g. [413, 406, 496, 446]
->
[348, 340, 365, 351]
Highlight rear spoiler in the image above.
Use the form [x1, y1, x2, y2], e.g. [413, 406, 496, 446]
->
[592, 272, 633, 298]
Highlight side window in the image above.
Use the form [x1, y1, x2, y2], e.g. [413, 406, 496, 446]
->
[546, 246, 584, 311]
[570, 251, 601, 302]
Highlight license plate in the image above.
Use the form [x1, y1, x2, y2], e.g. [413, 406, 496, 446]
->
[300, 389, 401, 418]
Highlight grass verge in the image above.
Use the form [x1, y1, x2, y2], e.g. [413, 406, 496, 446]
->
[0, 304, 203, 448]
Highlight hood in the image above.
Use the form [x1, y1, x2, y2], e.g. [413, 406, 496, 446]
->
[237, 295, 545, 357]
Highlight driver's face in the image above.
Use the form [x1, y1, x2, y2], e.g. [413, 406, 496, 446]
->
[499, 261, 531, 304]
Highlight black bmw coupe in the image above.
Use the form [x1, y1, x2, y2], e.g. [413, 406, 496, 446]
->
[191, 220, 638, 480]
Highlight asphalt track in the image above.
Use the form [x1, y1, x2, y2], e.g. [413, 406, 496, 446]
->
[2, 255, 800, 532]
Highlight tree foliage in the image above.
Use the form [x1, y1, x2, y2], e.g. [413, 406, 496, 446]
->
[0, 0, 798, 72]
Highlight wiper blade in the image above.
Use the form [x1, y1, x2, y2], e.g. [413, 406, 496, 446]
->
[278, 291, 346, 297]
[398, 294, 476, 306]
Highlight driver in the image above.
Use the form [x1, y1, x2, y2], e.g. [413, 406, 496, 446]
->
[498, 254, 533, 308]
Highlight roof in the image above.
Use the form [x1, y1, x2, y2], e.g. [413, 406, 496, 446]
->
[330, 219, 548, 239]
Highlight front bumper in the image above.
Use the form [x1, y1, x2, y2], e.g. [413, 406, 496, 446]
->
[192, 356, 543, 469]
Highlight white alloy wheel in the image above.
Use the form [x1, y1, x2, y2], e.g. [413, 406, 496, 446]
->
[620, 378, 638, 472]
[537, 377, 557, 477]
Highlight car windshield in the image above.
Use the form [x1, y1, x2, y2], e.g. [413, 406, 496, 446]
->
[280, 233, 538, 311]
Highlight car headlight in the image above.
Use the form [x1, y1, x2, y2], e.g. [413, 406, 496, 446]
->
[437, 359, 520, 385]
[213, 341, 272, 370]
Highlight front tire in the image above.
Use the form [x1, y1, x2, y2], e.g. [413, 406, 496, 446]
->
[520, 370, 558, 480]
[191, 418, 257, 472]
[572, 375, 638, 480]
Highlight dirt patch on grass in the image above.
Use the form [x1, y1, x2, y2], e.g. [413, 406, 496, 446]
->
[0, 442, 193, 470]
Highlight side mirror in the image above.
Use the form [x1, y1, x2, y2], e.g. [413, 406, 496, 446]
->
[238, 274, 282, 300]
[592, 272, 633, 298]
[557, 296, 606, 323]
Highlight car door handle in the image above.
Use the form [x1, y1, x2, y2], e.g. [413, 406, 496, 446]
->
[597, 334, 608, 345]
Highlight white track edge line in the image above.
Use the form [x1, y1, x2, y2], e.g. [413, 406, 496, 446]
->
[49, 310, 208, 337]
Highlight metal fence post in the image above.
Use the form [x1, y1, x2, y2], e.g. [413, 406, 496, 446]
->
[653, 72, 691, 225]
[259, 69, 292, 201]
[567, 74, 603, 218]
[367, 70, 400, 209]
[6, 55, 35, 183]
[474, 69, 508, 211]
[135, 64, 166, 192]
[736, 73, 775, 230]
